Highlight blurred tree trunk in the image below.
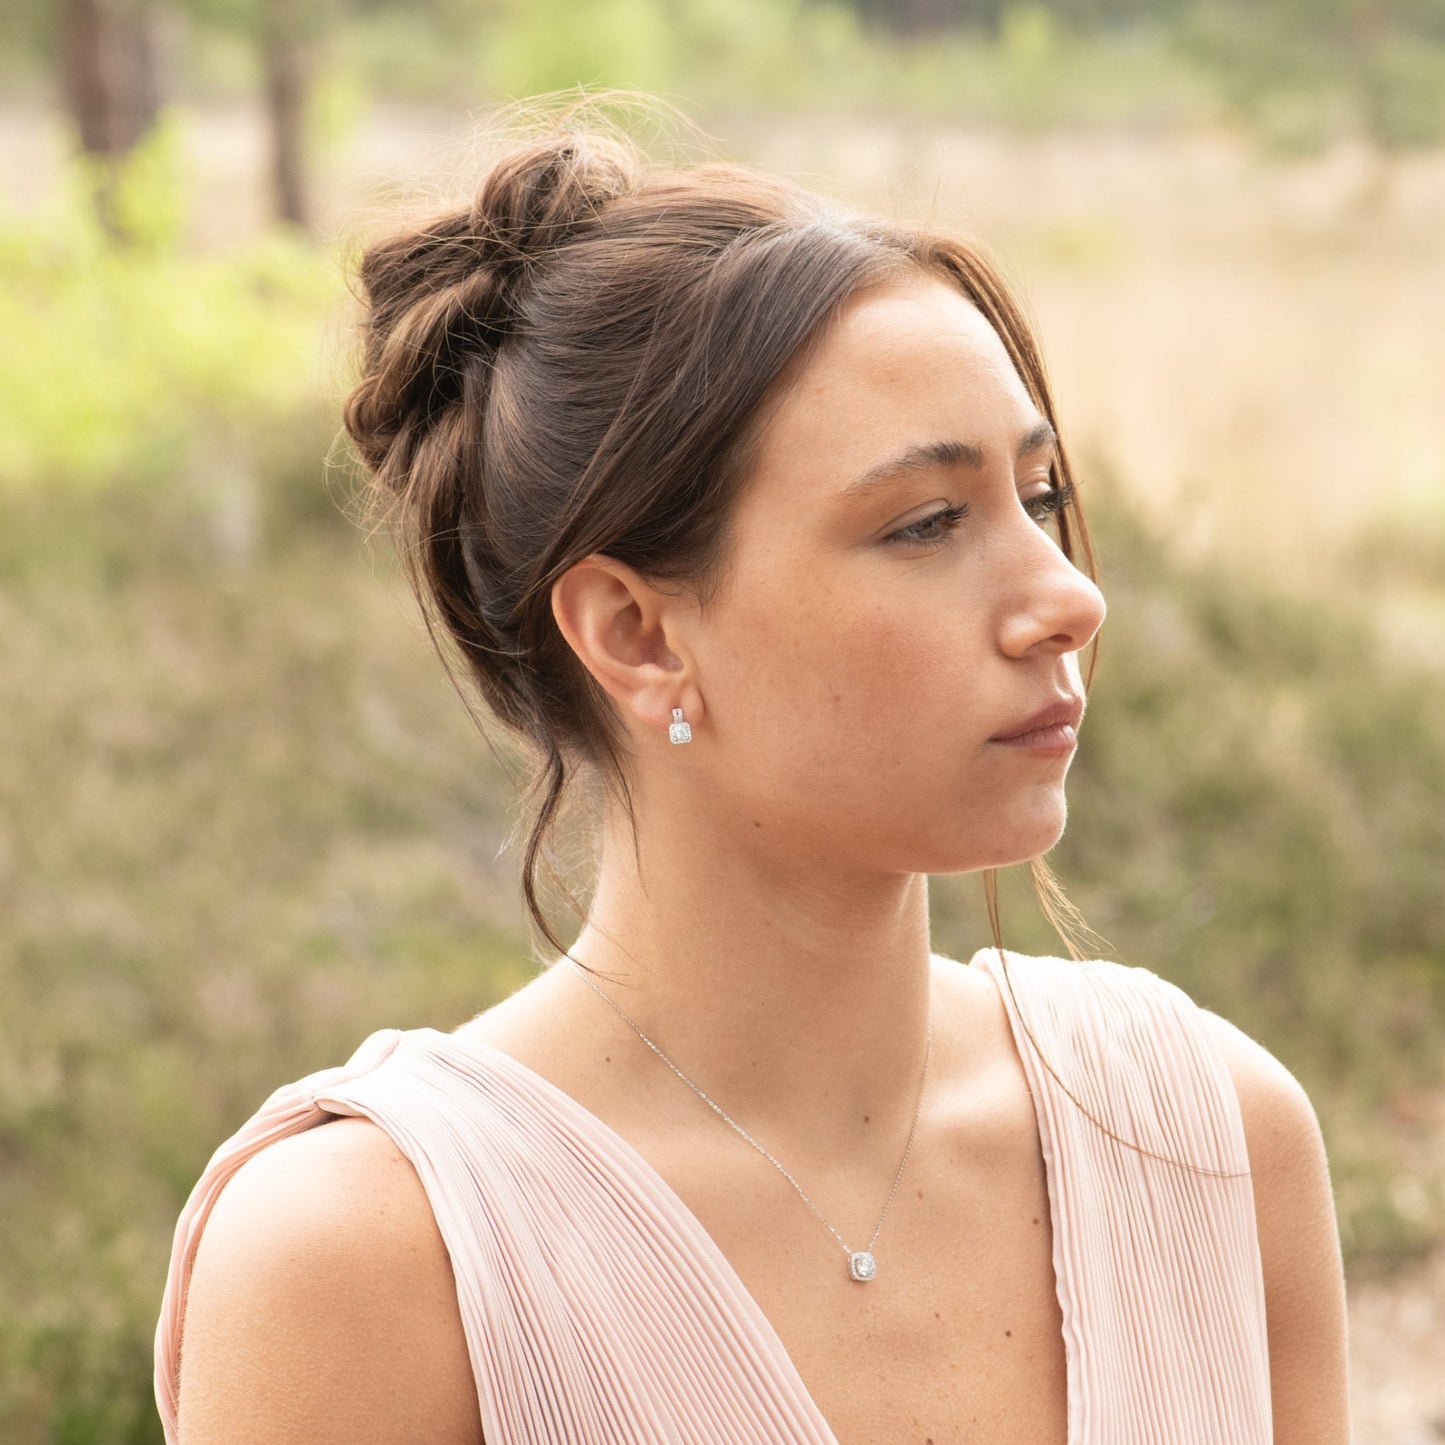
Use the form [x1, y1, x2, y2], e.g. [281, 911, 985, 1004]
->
[61, 0, 161, 156]
[1351, 0, 1396, 207]
[259, 0, 314, 231]
[60, 0, 167, 236]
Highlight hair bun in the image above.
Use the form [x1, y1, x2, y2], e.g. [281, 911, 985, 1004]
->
[345, 132, 638, 478]
[471, 131, 637, 274]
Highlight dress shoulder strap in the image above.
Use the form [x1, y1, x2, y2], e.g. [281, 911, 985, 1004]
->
[315, 1029, 839, 1444]
[155, 1027, 840, 1445]
[970, 948, 1275, 1444]
[153, 1029, 406, 1443]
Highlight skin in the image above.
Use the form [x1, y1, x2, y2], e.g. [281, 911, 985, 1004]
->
[177, 274, 1351, 1442]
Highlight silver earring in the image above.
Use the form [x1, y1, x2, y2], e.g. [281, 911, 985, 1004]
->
[668, 707, 692, 745]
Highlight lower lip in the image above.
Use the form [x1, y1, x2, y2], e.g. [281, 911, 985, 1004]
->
[989, 723, 1078, 754]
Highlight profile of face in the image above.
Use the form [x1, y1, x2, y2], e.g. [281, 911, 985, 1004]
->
[562, 273, 1108, 881]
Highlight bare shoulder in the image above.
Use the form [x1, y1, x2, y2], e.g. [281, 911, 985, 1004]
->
[177, 1116, 482, 1445]
[1197, 1008, 1352, 1445]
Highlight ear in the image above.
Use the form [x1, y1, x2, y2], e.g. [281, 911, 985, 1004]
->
[550, 554, 703, 740]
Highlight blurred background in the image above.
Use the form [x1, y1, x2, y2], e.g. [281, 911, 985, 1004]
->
[1, 1, 1443, 1440]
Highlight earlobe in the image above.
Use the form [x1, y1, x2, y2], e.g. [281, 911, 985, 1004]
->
[550, 555, 700, 739]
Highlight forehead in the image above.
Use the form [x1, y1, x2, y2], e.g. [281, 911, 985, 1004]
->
[743, 275, 1039, 502]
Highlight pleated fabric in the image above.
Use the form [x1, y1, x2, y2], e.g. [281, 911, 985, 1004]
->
[972, 948, 1273, 1444]
[155, 948, 1273, 1444]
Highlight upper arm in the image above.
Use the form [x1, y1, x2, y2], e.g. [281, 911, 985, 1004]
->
[1201, 1008, 1352, 1445]
[176, 1116, 483, 1445]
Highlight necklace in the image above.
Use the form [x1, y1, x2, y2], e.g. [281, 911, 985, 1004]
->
[565, 957, 933, 1284]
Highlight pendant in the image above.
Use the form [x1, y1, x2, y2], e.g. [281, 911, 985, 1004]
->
[848, 1250, 877, 1282]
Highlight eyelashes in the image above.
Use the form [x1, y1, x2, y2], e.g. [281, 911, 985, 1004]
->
[888, 502, 971, 547]
[1029, 480, 1078, 523]
[886, 481, 1078, 548]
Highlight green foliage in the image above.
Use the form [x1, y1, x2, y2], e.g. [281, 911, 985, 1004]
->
[904, 1, 1216, 131]
[311, 0, 1445, 147]
[324, 0, 1214, 127]
[1177, 0, 1445, 154]
[340, 0, 884, 111]
[0, 499, 539, 1442]
[10, 0, 1445, 151]
[0, 112, 340, 501]
[1357, 28, 1445, 149]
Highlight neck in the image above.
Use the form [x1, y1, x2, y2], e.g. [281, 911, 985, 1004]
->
[557, 802, 938, 1164]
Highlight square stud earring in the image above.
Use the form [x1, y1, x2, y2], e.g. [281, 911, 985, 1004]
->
[668, 707, 692, 745]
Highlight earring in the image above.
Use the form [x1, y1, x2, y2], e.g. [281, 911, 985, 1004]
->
[668, 706, 692, 745]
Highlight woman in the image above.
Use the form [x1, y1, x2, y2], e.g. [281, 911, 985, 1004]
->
[155, 104, 1351, 1443]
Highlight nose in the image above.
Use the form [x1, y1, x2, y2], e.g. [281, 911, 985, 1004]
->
[996, 533, 1107, 660]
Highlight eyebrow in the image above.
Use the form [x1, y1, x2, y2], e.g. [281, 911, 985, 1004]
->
[841, 418, 1059, 499]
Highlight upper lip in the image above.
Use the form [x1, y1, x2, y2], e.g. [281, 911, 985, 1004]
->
[990, 694, 1084, 741]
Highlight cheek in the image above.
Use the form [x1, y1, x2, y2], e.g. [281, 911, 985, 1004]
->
[712, 571, 988, 763]
[827, 608, 992, 785]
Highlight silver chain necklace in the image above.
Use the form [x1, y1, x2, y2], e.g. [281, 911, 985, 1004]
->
[565, 957, 933, 1284]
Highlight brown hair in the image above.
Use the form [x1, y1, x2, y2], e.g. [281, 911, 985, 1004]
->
[340, 98, 1248, 1180]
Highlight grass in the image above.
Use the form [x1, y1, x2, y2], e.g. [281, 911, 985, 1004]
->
[0, 487, 541, 1442]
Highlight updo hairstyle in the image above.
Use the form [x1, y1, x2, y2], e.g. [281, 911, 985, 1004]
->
[341, 103, 1099, 963]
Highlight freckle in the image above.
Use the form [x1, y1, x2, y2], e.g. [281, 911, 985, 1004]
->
[933, 1310, 940, 1319]
[863, 1114, 870, 1123]
[1032, 1217, 1040, 1225]
[1005, 1329, 1012, 1337]
[916, 1188, 923, 1198]
[605, 1056, 611, 1063]
[752, 819, 762, 828]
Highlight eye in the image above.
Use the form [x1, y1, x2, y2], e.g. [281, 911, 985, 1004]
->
[885, 502, 971, 548]
[1024, 481, 1077, 533]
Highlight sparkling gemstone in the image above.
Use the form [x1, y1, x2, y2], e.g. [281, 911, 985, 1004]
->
[848, 1250, 877, 1282]
[668, 721, 692, 744]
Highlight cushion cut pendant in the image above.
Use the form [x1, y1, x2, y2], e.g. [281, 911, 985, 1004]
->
[848, 1250, 877, 1282]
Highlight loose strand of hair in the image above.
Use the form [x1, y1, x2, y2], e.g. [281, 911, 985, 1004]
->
[986, 868, 1251, 1180]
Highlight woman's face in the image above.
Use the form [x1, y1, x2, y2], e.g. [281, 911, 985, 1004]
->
[690, 272, 1107, 878]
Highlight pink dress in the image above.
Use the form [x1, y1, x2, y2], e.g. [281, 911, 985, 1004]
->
[155, 948, 1274, 1443]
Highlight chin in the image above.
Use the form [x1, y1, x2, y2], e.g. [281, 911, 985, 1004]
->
[980, 796, 1070, 871]
[914, 809, 1067, 877]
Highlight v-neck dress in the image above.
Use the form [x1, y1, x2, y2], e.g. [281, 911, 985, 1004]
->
[154, 948, 1274, 1444]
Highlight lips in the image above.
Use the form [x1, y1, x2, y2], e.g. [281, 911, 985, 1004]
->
[989, 694, 1085, 742]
